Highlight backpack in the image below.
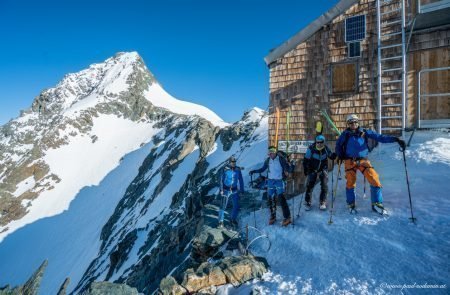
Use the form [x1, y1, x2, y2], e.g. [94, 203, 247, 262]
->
[343, 129, 379, 154]
[276, 150, 295, 173]
[222, 166, 241, 188]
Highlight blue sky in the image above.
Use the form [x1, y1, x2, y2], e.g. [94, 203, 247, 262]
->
[0, 0, 339, 125]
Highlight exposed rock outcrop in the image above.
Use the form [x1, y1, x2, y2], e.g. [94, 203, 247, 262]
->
[158, 205, 269, 294]
[57, 277, 70, 295]
[0, 260, 47, 295]
[181, 255, 268, 293]
[84, 282, 140, 295]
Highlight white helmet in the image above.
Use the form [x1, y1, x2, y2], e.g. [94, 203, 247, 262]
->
[346, 114, 359, 123]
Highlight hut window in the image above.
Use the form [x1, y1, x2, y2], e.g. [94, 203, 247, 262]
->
[348, 42, 361, 58]
[345, 14, 366, 42]
[331, 63, 358, 93]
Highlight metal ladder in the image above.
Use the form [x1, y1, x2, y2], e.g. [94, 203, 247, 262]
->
[376, 0, 406, 135]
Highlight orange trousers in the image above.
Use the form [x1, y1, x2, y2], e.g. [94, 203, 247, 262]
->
[344, 159, 382, 189]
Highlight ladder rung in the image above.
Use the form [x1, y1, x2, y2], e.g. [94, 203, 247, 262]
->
[421, 92, 450, 97]
[382, 91, 403, 95]
[381, 79, 402, 84]
[380, 44, 402, 50]
[381, 116, 403, 119]
[381, 127, 403, 130]
[382, 20, 402, 26]
[382, 67, 402, 72]
[381, 104, 403, 107]
[381, 32, 403, 38]
[381, 8, 401, 15]
[381, 56, 403, 61]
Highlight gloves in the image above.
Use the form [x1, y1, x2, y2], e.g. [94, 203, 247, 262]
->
[397, 138, 406, 150]
[330, 152, 337, 160]
[249, 170, 255, 176]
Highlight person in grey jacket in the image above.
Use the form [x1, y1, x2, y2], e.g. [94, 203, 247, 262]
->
[250, 146, 292, 226]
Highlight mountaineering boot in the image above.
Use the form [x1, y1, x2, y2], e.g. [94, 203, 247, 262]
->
[348, 202, 357, 214]
[305, 202, 312, 211]
[268, 216, 276, 225]
[319, 202, 327, 210]
[372, 202, 386, 215]
[281, 217, 292, 227]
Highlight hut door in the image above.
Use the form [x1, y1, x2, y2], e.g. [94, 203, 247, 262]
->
[418, 67, 450, 128]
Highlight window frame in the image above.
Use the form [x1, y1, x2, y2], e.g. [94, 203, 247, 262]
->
[348, 41, 361, 58]
[329, 61, 360, 95]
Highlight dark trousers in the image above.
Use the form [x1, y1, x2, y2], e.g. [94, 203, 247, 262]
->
[267, 194, 290, 219]
[305, 170, 328, 204]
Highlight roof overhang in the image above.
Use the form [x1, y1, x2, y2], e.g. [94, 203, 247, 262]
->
[412, 7, 450, 31]
[264, 0, 359, 66]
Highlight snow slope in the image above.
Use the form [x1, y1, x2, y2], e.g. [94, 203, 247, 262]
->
[0, 108, 267, 294]
[227, 130, 450, 295]
[144, 83, 228, 128]
[0, 135, 160, 293]
[0, 115, 159, 242]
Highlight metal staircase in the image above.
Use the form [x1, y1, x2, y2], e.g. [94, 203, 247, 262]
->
[376, 0, 406, 135]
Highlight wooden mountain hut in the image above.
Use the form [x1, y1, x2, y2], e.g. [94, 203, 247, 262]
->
[265, 0, 450, 194]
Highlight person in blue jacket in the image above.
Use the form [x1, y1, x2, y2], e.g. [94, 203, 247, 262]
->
[335, 114, 406, 213]
[218, 156, 244, 228]
[250, 146, 292, 226]
[303, 135, 337, 210]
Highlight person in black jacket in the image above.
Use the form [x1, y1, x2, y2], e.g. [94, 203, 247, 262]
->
[303, 135, 336, 210]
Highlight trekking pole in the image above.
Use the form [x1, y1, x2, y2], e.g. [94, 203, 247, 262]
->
[401, 147, 416, 223]
[331, 160, 335, 200]
[296, 179, 307, 218]
[328, 161, 342, 225]
[363, 176, 367, 199]
[249, 174, 258, 228]
[292, 178, 295, 226]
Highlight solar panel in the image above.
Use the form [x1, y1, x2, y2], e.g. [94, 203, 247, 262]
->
[345, 15, 366, 42]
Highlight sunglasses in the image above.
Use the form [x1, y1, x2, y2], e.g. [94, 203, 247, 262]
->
[316, 141, 324, 144]
[348, 121, 359, 124]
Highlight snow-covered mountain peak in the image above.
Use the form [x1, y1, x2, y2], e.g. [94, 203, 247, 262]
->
[241, 107, 266, 123]
[25, 51, 228, 128]
[30, 51, 152, 117]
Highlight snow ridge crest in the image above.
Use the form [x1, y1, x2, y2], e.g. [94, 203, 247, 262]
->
[30, 52, 149, 115]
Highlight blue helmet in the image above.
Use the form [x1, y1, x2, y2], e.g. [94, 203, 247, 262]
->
[315, 135, 325, 142]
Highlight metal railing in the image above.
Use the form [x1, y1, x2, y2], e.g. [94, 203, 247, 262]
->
[418, 66, 450, 128]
